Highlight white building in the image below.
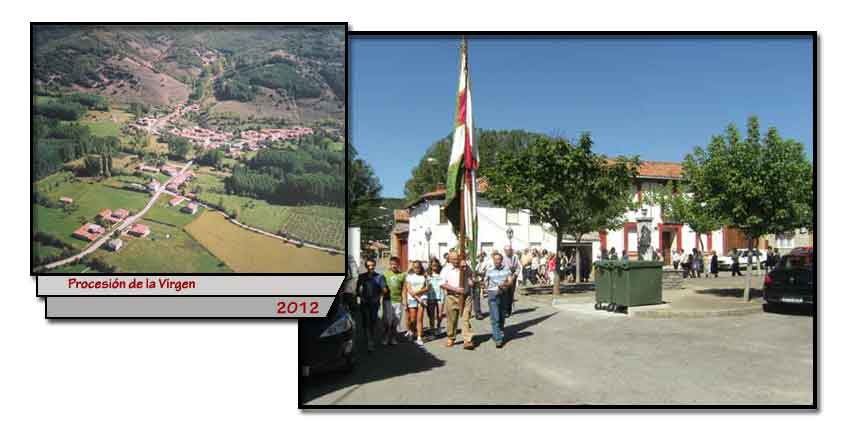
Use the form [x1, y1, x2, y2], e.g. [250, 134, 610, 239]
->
[399, 161, 732, 268]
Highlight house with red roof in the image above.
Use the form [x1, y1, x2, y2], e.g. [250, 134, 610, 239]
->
[169, 196, 184, 206]
[181, 202, 198, 215]
[128, 223, 151, 238]
[72, 223, 105, 241]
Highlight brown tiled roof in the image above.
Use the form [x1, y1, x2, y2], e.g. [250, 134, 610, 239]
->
[394, 209, 410, 223]
[637, 161, 684, 179]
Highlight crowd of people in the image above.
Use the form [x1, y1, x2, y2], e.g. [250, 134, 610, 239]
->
[352, 244, 785, 353]
[668, 246, 783, 279]
[354, 246, 522, 352]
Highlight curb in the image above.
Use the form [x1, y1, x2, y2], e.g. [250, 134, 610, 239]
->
[627, 305, 763, 319]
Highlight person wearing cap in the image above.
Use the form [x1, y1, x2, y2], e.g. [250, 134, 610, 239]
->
[502, 245, 520, 317]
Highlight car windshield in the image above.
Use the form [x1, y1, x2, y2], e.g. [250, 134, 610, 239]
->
[779, 255, 812, 270]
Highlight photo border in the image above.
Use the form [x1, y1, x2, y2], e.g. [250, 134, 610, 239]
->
[30, 22, 349, 297]
[298, 29, 818, 410]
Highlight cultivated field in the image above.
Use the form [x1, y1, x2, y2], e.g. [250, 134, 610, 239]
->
[184, 210, 343, 273]
[143, 194, 201, 228]
[197, 192, 344, 249]
[93, 219, 231, 273]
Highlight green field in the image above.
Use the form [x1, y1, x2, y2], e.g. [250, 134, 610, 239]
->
[197, 192, 344, 249]
[93, 219, 231, 273]
[192, 168, 228, 193]
[142, 195, 201, 228]
[33, 241, 67, 261]
[185, 210, 342, 272]
[33, 175, 151, 249]
[80, 110, 133, 137]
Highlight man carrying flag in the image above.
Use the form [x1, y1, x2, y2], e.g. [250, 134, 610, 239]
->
[443, 37, 479, 350]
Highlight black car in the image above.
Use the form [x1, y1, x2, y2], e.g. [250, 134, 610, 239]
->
[299, 294, 355, 377]
[763, 246, 814, 309]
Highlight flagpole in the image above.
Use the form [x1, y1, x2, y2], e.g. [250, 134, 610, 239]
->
[458, 35, 467, 316]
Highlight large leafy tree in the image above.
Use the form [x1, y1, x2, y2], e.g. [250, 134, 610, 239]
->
[683, 116, 813, 299]
[347, 142, 383, 228]
[482, 133, 640, 296]
[404, 129, 545, 201]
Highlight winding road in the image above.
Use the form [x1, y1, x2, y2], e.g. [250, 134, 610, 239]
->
[37, 161, 194, 271]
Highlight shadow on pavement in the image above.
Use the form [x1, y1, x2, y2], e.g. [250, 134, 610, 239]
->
[763, 303, 814, 317]
[521, 283, 595, 296]
[694, 287, 763, 299]
[510, 306, 537, 316]
[471, 311, 558, 348]
[300, 320, 446, 405]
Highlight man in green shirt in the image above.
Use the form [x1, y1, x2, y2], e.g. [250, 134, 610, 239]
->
[382, 257, 407, 346]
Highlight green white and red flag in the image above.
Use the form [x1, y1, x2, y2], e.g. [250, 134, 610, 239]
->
[444, 38, 479, 264]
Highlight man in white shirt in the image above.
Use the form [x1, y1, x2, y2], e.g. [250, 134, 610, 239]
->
[442, 251, 474, 350]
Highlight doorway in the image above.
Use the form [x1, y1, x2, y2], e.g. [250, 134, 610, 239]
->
[661, 231, 673, 266]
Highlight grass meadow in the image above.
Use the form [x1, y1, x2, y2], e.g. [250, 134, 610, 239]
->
[197, 191, 344, 249]
[184, 210, 343, 273]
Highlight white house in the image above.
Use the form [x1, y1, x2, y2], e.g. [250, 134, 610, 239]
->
[399, 161, 732, 269]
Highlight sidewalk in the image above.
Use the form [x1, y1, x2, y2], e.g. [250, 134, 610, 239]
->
[519, 273, 766, 319]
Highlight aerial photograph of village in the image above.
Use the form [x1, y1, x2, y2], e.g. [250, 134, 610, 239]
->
[31, 25, 346, 274]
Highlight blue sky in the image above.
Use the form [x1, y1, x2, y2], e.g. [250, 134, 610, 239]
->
[350, 36, 813, 197]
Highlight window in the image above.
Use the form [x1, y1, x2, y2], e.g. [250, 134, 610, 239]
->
[438, 207, 446, 225]
[506, 208, 519, 225]
[480, 242, 495, 255]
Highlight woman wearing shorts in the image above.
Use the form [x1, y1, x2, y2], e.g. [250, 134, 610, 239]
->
[426, 258, 445, 338]
[405, 260, 429, 346]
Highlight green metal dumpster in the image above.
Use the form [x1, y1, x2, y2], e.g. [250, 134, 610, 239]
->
[613, 260, 663, 309]
[593, 260, 617, 310]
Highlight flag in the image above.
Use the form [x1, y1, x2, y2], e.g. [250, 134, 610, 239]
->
[444, 38, 479, 264]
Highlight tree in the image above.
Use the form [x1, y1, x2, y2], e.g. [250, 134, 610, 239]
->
[164, 134, 192, 160]
[482, 133, 640, 296]
[404, 129, 543, 201]
[644, 181, 724, 252]
[683, 116, 813, 300]
[347, 142, 382, 227]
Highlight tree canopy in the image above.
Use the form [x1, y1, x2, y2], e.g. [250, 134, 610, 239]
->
[682, 116, 813, 299]
[348, 142, 383, 226]
[404, 129, 546, 201]
[482, 133, 640, 294]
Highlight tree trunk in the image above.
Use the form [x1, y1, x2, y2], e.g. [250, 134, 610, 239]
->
[553, 233, 562, 298]
[744, 236, 754, 301]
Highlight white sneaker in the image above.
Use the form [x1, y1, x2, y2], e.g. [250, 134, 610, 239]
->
[406, 331, 414, 340]
[416, 338, 424, 346]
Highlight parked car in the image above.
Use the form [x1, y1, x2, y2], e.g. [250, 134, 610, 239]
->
[762, 246, 814, 309]
[717, 248, 767, 271]
[299, 293, 355, 378]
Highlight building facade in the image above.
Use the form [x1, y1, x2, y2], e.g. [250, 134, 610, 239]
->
[401, 161, 732, 268]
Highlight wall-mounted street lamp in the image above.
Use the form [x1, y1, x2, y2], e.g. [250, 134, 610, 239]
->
[506, 226, 514, 248]
[425, 227, 432, 262]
